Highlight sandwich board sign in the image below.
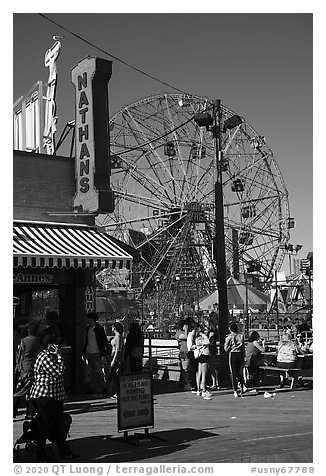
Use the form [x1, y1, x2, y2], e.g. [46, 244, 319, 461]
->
[117, 372, 154, 433]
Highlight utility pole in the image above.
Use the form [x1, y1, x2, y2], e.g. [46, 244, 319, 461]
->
[140, 277, 144, 330]
[175, 275, 180, 320]
[245, 274, 249, 338]
[194, 101, 242, 350]
[275, 270, 280, 338]
[213, 100, 229, 351]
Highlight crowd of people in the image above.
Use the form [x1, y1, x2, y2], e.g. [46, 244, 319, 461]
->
[13, 311, 145, 462]
[13, 309, 312, 461]
[173, 315, 313, 399]
[174, 318, 249, 399]
[82, 314, 145, 398]
[174, 318, 221, 401]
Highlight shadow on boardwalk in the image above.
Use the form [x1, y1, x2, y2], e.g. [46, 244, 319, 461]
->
[64, 427, 221, 463]
[13, 383, 313, 464]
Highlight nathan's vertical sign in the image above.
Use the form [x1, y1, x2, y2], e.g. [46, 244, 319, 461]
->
[71, 57, 115, 214]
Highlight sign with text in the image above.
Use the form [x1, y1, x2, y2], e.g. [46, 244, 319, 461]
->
[13, 273, 54, 285]
[117, 372, 154, 432]
[71, 56, 114, 213]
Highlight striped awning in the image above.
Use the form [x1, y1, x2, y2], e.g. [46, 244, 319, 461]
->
[13, 221, 133, 270]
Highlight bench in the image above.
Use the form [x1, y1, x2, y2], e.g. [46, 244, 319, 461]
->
[259, 365, 302, 389]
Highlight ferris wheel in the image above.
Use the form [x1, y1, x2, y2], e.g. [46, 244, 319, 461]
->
[97, 93, 291, 314]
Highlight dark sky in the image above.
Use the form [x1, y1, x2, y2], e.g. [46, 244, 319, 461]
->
[13, 12, 313, 272]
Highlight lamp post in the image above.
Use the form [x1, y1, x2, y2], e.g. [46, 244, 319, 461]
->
[275, 270, 280, 339]
[175, 275, 180, 320]
[306, 267, 312, 310]
[245, 274, 249, 338]
[245, 260, 260, 337]
[244, 273, 254, 338]
[140, 277, 144, 330]
[283, 243, 302, 277]
[196, 272, 200, 320]
[302, 254, 313, 311]
[155, 275, 160, 330]
[194, 102, 242, 349]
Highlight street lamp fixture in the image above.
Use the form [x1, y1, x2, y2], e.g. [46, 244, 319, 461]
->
[194, 112, 214, 129]
[194, 112, 243, 133]
[223, 115, 243, 131]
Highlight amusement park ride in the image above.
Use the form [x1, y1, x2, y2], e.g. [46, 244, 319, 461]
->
[59, 93, 293, 320]
[14, 38, 294, 324]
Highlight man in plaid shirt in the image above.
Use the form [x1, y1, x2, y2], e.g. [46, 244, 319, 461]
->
[29, 344, 76, 462]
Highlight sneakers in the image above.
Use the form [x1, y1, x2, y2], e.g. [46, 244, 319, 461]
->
[233, 391, 239, 398]
[263, 391, 276, 398]
[196, 390, 202, 396]
[191, 388, 197, 394]
[202, 391, 212, 400]
[241, 385, 248, 396]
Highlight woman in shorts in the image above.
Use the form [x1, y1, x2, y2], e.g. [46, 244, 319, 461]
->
[194, 324, 212, 400]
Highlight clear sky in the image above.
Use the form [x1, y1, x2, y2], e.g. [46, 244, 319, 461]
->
[12, 11, 313, 274]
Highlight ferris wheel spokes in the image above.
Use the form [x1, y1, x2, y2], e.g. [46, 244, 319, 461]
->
[106, 93, 290, 295]
[116, 164, 174, 207]
[163, 95, 193, 200]
[126, 109, 185, 200]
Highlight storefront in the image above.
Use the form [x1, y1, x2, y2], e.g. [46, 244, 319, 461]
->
[13, 220, 133, 390]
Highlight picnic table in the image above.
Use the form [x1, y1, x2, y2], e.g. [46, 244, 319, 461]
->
[259, 353, 313, 389]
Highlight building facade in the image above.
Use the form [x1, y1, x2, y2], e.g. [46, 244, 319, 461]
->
[13, 56, 133, 390]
